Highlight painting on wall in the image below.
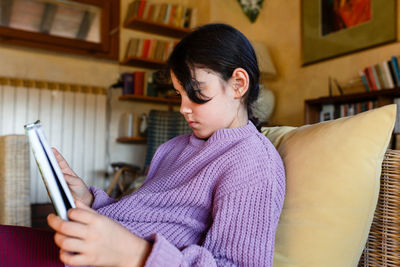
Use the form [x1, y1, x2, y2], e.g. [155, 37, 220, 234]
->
[302, 0, 396, 65]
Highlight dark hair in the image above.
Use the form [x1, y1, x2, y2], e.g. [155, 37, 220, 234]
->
[167, 23, 261, 131]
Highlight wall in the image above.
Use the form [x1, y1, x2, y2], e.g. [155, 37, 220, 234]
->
[209, 0, 400, 126]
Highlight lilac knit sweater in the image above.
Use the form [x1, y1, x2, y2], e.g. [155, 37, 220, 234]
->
[89, 122, 286, 267]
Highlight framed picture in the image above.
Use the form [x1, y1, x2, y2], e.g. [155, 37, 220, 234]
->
[302, 0, 397, 65]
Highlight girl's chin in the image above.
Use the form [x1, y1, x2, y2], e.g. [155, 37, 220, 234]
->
[193, 130, 212, 140]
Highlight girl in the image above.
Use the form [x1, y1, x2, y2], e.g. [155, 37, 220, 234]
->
[3, 23, 286, 267]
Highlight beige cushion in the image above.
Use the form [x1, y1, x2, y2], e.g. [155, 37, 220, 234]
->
[262, 104, 396, 267]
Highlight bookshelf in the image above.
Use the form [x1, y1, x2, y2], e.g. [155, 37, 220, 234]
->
[120, 56, 166, 69]
[116, 136, 147, 144]
[305, 87, 400, 124]
[124, 17, 192, 38]
[116, 95, 180, 144]
[117, 1, 194, 143]
[119, 94, 180, 105]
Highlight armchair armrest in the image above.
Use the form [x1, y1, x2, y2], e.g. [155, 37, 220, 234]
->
[359, 149, 400, 266]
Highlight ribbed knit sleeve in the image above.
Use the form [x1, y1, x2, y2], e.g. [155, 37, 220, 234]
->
[88, 186, 116, 210]
[144, 138, 284, 267]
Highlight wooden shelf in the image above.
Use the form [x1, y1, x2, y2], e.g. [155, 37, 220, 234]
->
[120, 56, 166, 69]
[119, 94, 180, 105]
[116, 136, 147, 144]
[124, 17, 192, 38]
[305, 87, 400, 124]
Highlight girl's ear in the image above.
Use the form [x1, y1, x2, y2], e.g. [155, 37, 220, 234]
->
[231, 68, 249, 99]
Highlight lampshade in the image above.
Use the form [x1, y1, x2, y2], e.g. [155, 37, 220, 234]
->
[251, 41, 277, 79]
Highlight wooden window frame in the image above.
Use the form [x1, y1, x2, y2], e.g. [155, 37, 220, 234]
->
[0, 0, 119, 60]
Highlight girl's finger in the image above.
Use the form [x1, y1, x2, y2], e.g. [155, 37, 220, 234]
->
[54, 233, 86, 253]
[51, 148, 77, 176]
[47, 214, 87, 239]
[75, 200, 96, 211]
[59, 249, 90, 266]
[68, 205, 98, 225]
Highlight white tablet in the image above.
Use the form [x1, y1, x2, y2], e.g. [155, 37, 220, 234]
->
[24, 120, 76, 220]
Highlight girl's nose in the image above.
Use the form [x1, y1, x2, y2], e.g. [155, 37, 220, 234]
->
[180, 96, 192, 115]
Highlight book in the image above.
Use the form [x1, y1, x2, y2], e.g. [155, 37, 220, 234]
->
[374, 64, 385, 89]
[168, 4, 177, 25]
[391, 56, 400, 86]
[381, 61, 395, 89]
[142, 2, 152, 20]
[157, 3, 168, 23]
[371, 65, 381, 90]
[164, 4, 172, 24]
[24, 121, 76, 221]
[388, 60, 398, 86]
[125, 38, 139, 58]
[365, 67, 378, 91]
[134, 71, 145, 96]
[189, 7, 198, 29]
[359, 71, 370, 92]
[175, 5, 184, 27]
[122, 72, 134, 95]
[125, 0, 141, 21]
[150, 4, 161, 22]
[141, 39, 151, 58]
[136, 0, 147, 19]
[320, 104, 334, 122]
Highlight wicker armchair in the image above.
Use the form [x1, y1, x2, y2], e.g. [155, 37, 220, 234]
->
[0, 135, 31, 226]
[359, 149, 400, 266]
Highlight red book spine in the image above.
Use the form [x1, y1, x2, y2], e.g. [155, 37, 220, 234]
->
[134, 72, 145, 96]
[363, 68, 374, 91]
[366, 66, 377, 90]
[145, 4, 154, 20]
[141, 39, 151, 58]
[169, 5, 177, 25]
[137, 0, 147, 19]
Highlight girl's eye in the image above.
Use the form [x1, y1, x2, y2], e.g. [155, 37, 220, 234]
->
[174, 90, 181, 96]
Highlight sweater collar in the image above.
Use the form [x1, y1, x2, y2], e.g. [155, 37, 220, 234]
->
[189, 121, 257, 147]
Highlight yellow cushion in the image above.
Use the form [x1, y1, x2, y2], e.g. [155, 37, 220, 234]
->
[262, 104, 396, 267]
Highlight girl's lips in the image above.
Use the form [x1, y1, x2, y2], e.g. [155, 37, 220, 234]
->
[188, 121, 198, 127]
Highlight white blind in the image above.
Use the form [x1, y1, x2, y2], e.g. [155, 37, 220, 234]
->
[0, 79, 107, 203]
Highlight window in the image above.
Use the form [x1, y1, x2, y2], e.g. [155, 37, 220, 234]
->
[0, 0, 119, 60]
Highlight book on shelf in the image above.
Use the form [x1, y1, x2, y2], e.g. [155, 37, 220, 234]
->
[319, 101, 377, 122]
[320, 104, 334, 122]
[388, 60, 398, 86]
[136, 0, 147, 19]
[371, 65, 382, 90]
[391, 56, 400, 87]
[141, 39, 151, 58]
[381, 61, 395, 89]
[359, 71, 370, 92]
[24, 121, 76, 221]
[175, 5, 184, 27]
[125, 0, 197, 29]
[122, 72, 134, 95]
[134, 71, 145, 96]
[125, 38, 140, 59]
[124, 37, 177, 62]
[359, 55, 400, 92]
[120, 71, 161, 97]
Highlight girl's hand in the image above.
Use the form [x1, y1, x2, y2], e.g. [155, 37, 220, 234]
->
[47, 201, 152, 267]
[52, 148, 93, 207]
